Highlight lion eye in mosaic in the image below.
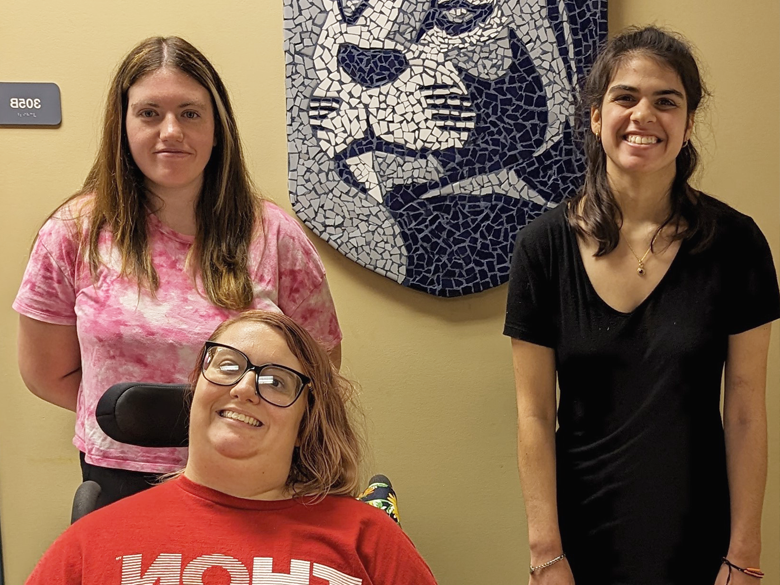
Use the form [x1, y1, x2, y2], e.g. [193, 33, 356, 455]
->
[337, 44, 410, 88]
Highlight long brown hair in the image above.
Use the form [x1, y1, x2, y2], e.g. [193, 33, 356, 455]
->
[191, 311, 364, 498]
[567, 26, 716, 255]
[63, 36, 261, 309]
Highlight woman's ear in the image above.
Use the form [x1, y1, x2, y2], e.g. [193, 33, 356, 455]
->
[684, 113, 695, 143]
[590, 106, 601, 138]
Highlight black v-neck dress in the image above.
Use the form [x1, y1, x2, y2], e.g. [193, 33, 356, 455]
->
[504, 196, 779, 585]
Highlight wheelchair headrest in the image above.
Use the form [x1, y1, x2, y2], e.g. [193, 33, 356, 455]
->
[96, 382, 190, 448]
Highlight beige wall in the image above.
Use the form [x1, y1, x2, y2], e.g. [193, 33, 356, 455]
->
[0, 1, 777, 583]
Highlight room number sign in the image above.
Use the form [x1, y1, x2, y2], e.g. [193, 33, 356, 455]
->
[0, 82, 62, 126]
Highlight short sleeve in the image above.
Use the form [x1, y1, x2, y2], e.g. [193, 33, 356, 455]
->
[13, 213, 81, 326]
[725, 218, 780, 335]
[503, 217, 557, 347]
[264, 203, 343, 350]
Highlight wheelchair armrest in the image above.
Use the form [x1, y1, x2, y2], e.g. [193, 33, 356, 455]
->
[71, 480, 101, 524]
[95, 382, 190, 448]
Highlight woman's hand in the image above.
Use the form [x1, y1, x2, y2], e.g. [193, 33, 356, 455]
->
[528, 557, 575, 585]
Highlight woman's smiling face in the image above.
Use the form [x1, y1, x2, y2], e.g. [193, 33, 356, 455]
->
[188, 321, 308, 470]
[591, 54, 693, 186]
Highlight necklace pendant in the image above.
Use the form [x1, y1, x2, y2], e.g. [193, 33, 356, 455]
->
[637, 262, 645, 276]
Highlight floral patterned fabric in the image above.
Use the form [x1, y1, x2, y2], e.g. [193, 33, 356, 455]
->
[358, 476, 401, 525]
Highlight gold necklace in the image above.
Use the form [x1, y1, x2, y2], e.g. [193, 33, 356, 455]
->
[623, 232, 658, 276]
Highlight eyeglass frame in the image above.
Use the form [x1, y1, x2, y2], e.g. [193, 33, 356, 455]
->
[201, 341, 311, 408]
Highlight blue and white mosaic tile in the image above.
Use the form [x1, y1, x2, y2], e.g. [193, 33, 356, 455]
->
[285, 0, 607, 297]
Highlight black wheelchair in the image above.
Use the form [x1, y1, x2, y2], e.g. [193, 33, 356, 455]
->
[71, 383, 399, 524]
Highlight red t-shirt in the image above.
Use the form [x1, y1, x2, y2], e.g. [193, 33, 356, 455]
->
[26, 476, 438, 585]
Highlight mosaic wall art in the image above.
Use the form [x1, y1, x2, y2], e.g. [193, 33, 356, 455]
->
[284, 0, 607, 296]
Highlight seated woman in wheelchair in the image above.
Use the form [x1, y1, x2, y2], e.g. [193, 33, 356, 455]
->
[27, 311, 438, 585]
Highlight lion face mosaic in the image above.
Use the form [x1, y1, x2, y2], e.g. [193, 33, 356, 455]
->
[285, 0, 606, 296]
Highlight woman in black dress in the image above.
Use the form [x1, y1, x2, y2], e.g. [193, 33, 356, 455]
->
[504, 27, 779, 585]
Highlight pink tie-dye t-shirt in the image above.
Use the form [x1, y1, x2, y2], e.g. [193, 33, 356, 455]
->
[14, 199, 342, 473]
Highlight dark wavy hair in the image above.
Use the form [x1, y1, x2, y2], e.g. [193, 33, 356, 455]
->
[59, 36, 262, 309]
[566, 26, 715, 254]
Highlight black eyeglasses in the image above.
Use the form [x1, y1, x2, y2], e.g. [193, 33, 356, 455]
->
[201, 341, 310, 408]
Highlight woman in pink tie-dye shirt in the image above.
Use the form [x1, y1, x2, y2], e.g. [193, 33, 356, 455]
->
[14, 36, 342, 507]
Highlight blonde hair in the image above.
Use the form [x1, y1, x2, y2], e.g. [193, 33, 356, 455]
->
[61, 36, 261, 310]
[192, 311, 363, 498]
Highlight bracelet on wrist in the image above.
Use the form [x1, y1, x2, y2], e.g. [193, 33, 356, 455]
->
[722, 557, 764, 585]
[530, 553, 566, 575]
